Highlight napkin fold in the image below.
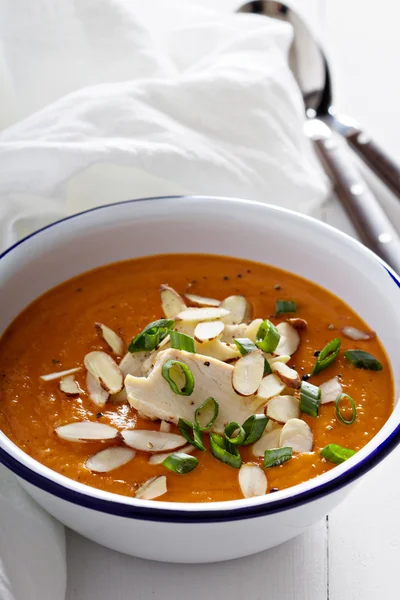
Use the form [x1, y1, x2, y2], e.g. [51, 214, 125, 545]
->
[0, 1, 329, 598]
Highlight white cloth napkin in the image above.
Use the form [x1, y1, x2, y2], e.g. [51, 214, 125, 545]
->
[0, 1, 329, 598]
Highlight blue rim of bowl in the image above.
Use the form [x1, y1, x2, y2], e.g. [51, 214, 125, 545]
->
[1, 195, 400, 523]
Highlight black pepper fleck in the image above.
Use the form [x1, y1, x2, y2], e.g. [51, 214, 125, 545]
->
[237, 273, 243, 278]
[302, 374, 311, 381]
[204, 361, 210, 367]
[76, 288, 82, 292]
[247, 269, 252, 274]
[270, 487, 279, 493]
[274, 284, 281, 290]
[223, 276, 229, 281]
[52, 359, 61, 364]
[338, 373, 343, 379]
[314, 350, 320, 357]
[96, 412, 103, 418]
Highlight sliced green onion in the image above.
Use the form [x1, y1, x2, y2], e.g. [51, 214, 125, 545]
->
[128, 319, 175, 353]
[162, 360, 194, 396]
[264, 447, 292, 468]
[311, 337, 341, 376]
[162, 452, 199, 474]
[209, 433, 242, 469]
[195, 397, 219, 431]
[234, 338, 272, 374]
[320, 443, 356, 464]
[242, 414, 269, 445]
[344, 350, 383, 371]
[169, 330, 195, 353]
[300, 380, 321, 417]
[335, 393, 357, 425]
[178, 418, 205, 451]
[256, 320, 280, 353]
[224, 422, 246, 445]
[276, 300, 296, 315]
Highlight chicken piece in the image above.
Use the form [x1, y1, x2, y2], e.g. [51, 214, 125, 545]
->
[125, 348, 255, 433]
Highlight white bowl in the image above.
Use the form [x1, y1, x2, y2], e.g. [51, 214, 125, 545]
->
[0, 195, 399, 563]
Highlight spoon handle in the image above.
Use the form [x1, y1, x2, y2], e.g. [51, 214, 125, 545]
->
[344, 129, 400, 199]
[307, 120, 400, 275]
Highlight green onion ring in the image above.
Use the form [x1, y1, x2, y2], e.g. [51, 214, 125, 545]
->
[162, 359, 194, 396]
[224, 421, 246, 445]
[194, 397, 219, 431]
[335, 393, 357, 425]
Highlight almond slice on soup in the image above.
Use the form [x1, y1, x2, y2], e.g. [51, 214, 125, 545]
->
[84, 351, 123, 394]
[40, 367, 81, 381]
[55, 421, 118, 442]
[279, 418, 313, 453]
[59, 375, 81, 396]
[320, 377, 343, 404]
[121, 430, 187, 453]
[135, 475, 167, 500]
[86, 371, 109, 407]
[194, 320, 225, 343]
[256, 374, 286, 402]
[341, 326, 376, 341]
[238, 464, 267, 498]
[245, 318, 263, 343]
[95, 323, 124, 356]
[184, 293, 220, 307]
[159, 420, 171, 433]
[220, 295, 252, 325]
[271, 362, 300, 389]
[148, 444, 195, 465]
[274, 323, 300, 356]
[252, 423, 282, 457]
[119, 351, 150, 378]
[86, 447, 135, 473]
[160, 284, 186, 319]
[265, 395, 300, 423]
[232, 350, 265, 396]
[176, 307, 230, 322]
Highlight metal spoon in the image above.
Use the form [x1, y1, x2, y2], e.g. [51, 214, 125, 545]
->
[238, 0, 400, 274]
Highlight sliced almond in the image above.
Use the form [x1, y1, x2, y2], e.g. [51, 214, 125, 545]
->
[135, 475, 167, 500]
[232, 350, 265, 396]
[256, 374, 286, 402]
[265, 395, 300, 423]
[160, 284, 186, 319]
[148, 444, 195, 465]
[176, 307, 230, 322]
[245, 318, 263, 343]
[274, 323, 300, 356]
[59, 375, 81, 396]
[320, 377, 343, 404]
[280, 418, 313, 453]
[174, 321, 197, 338]
[84, 351, 123, 394]
[287, 318, 308, 330]
[40, 367, 81, 382]
[238, 464, 268, 498]
[184, 293, 220, 307]
[341, 326, 376, 341]
[86, 371, 109, 407]
[86, 446, 135, 472]
[55, 421, 118, 442]
[110, 388, 128, 404]
[221, 323, 247, 343]
[271, 362, 301, 389]
[119, 351, 150, 378]
[195, 339, 240, 362]
[265, 354, 291, 365]
[220, 295, 252, 325]
[95, 323, 124, 356]
[121, 430, 186, 453]
[252, 423, 282, 457]
[159, 420, 171, 433]
[194, 320, 225, 342]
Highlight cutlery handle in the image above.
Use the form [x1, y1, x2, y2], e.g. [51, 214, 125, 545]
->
[312, 134, 400, 274]
[345, 128, 400, 200]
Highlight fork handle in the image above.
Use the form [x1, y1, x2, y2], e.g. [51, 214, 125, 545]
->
[312, 132, 400, 274]
[344, 128, 400, 200]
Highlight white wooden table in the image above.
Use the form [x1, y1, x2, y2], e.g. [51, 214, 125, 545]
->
[66, 1, 400, 598]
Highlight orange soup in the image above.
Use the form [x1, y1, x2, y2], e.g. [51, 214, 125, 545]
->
[0, 254, 394, 502]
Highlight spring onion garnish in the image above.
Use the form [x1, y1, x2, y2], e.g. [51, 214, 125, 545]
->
[178, 418, 205, 451]
[263, 447, 293, 468]
[276, 300, 296, 315]
[335, 393, 357, 425]
[300, 380, 321, 417]
[128, 319, 174, 353]
[311, 337, 341, 376]
[224, 422, 246, 445]
[162, 452, 199, 474]
[195, 397, 219, 431]
[209, 433, 242, 469]
[256, 320, 280, 353]
[234, 338, 272, 374]
[162, 360, 194, 396]
[242, 414, 269, 445]
[169, 330, 196, 353]
[320, 443, 356, 464]
[344, 350, 383, 371]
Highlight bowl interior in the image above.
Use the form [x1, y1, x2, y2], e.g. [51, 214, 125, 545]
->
[1, 195, 399, 512]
